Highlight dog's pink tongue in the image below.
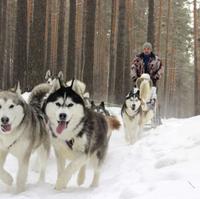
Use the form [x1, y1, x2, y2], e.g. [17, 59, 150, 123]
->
[56, 121, 66, 134]
[1, 124, 11, 132]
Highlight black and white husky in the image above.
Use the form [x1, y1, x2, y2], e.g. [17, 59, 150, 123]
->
[43, 80, 120, 190]
[121, 74, 154, 144]
[0, 83, 50, 192]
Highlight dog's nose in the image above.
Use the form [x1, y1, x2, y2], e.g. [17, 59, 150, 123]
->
[59, 113, 67, 121]
[1, 117, 9, 124]
[132, 104, 136, 110]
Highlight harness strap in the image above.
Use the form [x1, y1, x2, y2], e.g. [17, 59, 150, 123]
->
[7, 139, 17, 149]
[65, 139, 74, 150]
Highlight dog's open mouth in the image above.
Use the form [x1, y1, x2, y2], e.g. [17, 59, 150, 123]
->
[56, 121, 69, 134]
[1, 124, 11, 132]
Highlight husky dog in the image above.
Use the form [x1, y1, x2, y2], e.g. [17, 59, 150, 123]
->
[45, 70, 64, 85]
[0, 83, 50, 193]
[43, 80, 120, 190]
[121, 74, 154, 144]
[91, 101, 110, 116]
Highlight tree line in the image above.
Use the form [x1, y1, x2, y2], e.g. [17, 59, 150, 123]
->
[0, 0, 199, 118]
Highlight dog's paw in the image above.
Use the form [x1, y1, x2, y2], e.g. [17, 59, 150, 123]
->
[0, 170, 13, 186]
[55, 178, 66, 190]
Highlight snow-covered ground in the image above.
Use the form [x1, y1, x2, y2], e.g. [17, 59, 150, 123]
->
[1, 104, 200, 199]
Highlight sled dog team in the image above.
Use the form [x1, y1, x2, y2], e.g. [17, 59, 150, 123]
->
[0, 71, 154, 192]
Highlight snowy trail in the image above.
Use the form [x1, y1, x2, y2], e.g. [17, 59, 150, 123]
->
[1, 107, 200, 199]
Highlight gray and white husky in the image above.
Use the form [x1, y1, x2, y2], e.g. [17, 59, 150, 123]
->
[121, 74, 154, 144]
[91, 101, 110, 116]
[43, 80, 120, 190]
[0, 83, 50, 193]
[45, 70, 63, 85]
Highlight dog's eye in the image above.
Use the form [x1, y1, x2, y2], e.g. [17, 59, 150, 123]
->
[9, 104, 14, 109]
[67, 103, 73, 108]
[55, 102, 61, 107]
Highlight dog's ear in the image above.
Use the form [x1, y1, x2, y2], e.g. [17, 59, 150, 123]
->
[90, 100, 95, 108]
[58, 76, 65, 88]
[100, 101, 105, 108]
[58, 71, 64, 81]
[125, 92, 130, 99]
[69, 78, 75, 89]
[15, 82, 21, 95]
[136, 89, 140, 97]
[45, 69, 51, 80]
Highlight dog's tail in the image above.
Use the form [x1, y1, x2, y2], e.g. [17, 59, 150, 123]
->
[139, 79, 151, 102]
[106, 116, 121, 130]
[106, 116, 120, 139]
[28, 83, 52, 112]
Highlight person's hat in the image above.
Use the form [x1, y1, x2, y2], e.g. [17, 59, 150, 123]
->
[143, 42, 152, 50]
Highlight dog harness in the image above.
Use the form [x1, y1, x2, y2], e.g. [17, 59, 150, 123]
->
[7, 139, 17, 149]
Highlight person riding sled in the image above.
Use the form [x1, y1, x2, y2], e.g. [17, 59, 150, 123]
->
[130, 42, 163, 109]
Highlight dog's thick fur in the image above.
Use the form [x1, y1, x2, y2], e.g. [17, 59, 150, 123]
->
[43, 81, 120, 190]
[122, 74, 154, 144]
[0, 83, 50, 193]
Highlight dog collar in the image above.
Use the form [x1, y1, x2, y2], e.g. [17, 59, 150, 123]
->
[6, 131, 23, 150]
[7, 139, 17, 149]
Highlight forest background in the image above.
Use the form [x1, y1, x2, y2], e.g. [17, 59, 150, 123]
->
[0, 0, 200, 118]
